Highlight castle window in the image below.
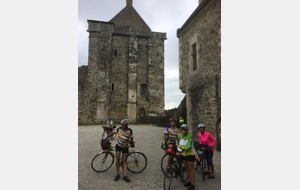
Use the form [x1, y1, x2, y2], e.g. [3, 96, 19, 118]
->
[111, 83, 115, 91]
[114, 49, 118, 56]
[140, 84, 148, 97]
[192, 43, 197, 71]
[137, 45, 141, 59]
[137, 51, 141, 59]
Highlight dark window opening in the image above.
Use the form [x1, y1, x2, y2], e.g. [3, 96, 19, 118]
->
[114, 49, 118, 56]
[111, 83, 114, 91]
[137, 51, 141, 59]
[141, 84, 147, 97]
[192, 44, 197, 71]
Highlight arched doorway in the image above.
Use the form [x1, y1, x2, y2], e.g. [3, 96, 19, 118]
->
[139, 108, 146, 123]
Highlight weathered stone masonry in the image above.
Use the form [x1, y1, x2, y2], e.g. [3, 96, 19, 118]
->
[177, 0, 221, 150]
[78, 1, 166, 124]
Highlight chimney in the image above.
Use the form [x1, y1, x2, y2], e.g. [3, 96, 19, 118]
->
[127, 0, 132, 7]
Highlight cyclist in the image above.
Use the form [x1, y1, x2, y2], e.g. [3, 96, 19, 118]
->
[179, 117, 184, 125]
[197, 123, 216, 179]
[164, 118, 178, 145]
[178, 124, 195, 190]
[105, 119, 133, 182]
[164, 118, 179, 169]
[105, 117, 115, 139]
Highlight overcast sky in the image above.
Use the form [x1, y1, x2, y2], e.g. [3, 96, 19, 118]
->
[78, 0, 200, 110]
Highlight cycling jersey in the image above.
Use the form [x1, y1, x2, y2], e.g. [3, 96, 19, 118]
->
[179, 117, 184, 124]
[178, 133, 195, 157]
[164, 126, 177, 144]
[116, 126, 133, 147]
[106, 120, 114, 128]
[198, 131, 216, 151]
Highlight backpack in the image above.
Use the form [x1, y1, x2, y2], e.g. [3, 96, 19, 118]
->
[165, 144, 177, 155]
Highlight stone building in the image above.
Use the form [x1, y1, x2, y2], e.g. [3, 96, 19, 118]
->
[78, 0, 167, 124]
[177, 0, 221, 150]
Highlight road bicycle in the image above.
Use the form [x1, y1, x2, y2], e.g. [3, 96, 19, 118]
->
[101, 125, 117, 140]
[91, 141, 147, 173]
[193, 143, 208, 181]
[160, 143, 185, 175]
[162, 144, 187, 190]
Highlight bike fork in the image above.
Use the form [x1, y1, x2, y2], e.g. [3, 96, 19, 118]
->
[101, 151, 108, 163]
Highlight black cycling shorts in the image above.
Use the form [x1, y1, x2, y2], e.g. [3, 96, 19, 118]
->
[115, 145, 129, 156]
[182, 155, 195, 162]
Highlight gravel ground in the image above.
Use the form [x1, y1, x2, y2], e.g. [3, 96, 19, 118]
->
[78, 124, 221, 190]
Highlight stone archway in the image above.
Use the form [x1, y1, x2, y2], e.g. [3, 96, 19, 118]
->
[139, 108, 146, 123]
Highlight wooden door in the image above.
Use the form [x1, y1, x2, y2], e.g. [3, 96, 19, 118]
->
[139, 108, 145, 123]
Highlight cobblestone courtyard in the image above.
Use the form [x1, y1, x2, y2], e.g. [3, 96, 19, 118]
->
[78, 124, 221, 190]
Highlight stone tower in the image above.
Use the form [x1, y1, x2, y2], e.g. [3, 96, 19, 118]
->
[78, 0, 167, 124]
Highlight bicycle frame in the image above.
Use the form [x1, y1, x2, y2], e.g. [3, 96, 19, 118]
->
[168, 153, 185, 180]
[98, 145, 142, 166]
[101, 126, 114, 139]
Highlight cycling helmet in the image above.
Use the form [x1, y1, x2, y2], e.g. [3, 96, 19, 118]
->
[121, 119, 129, 125]
[198, 124, 205, 128]
[108, 117, 112, 119]
[169, 118, 176, 122]
[180, 124, 188, 130]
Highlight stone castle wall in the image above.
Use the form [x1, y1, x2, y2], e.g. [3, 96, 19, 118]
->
[178, 0, 221, 149]
[110, 34, 129, 122]
[78, 20, 166, 124]
[78, 66, 88, 124]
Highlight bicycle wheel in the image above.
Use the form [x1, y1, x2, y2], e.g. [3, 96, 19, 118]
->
[127, 152, 147, 173]
[200, 153, 207, 181]
[194, 152, 199, 170]
[163, 163, 173, 190]
[161, 153, 175, 175]
[91, 151, 114, 172]
[174, 159, 187, 183]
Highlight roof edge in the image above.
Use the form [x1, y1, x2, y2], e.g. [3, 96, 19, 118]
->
[109, 5, 151, 31]
[176, 0, 210, 37]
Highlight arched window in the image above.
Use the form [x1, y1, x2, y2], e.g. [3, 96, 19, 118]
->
[141, 84, 148, 97]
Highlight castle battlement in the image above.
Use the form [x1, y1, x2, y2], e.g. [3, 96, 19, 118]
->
[87, 20, 167, 39]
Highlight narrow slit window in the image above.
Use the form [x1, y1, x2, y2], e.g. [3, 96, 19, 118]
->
[137, 45, 141, 59]
[111, 83, 114, 91]
[192, 44, 197, 71]
[114, 49, 118, 56]
[137, 51, 141, 59]
[141, 84, 147, 97]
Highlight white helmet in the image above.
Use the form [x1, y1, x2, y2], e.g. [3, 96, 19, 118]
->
[198, 124, 205, 128]
[121, 119, 129, 125]
[180, 124, 188, 130]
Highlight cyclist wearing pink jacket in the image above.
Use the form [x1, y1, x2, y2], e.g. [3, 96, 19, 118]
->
[198, 124, 216, 179]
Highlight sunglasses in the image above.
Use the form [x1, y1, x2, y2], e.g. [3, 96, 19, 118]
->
[181, 128, 187, 131]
